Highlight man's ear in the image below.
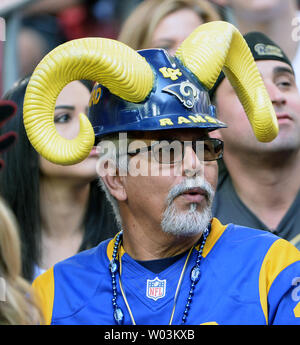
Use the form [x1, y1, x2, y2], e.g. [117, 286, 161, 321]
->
[101, 173, 128, 201]
[97, 157, 127, 201]
[96, 145, 128, 201]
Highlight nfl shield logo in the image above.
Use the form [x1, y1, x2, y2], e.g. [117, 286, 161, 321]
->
[146, 277, 166, 301]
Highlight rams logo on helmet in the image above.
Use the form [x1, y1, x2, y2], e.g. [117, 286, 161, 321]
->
[162, 81, 200, 109]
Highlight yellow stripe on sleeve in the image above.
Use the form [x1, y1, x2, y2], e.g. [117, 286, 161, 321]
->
[294, 302, 300, 318]
[259, 239, 300, 324]
[32, 267, 55, 325]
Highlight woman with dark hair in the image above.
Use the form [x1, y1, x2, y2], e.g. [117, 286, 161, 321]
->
[0, 77, 117, 282]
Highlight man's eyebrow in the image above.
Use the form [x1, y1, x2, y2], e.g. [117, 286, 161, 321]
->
[273, 66, 295, 76]
[54, 105, 75, 110]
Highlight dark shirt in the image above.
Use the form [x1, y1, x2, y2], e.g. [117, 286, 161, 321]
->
[136, 250, 188, 274]
[212, 162, 300, 250]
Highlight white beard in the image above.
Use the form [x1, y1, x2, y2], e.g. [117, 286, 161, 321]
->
[161, 177, 214, 237]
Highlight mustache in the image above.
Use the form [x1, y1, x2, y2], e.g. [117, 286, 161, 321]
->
[166, 177, 215, 206]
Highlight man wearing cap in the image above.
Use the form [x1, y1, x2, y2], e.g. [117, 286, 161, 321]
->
[210, 32, 300, 250]
[25, 22, 300, 325]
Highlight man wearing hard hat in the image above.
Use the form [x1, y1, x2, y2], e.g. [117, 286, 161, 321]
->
[24, 22, 300, 325]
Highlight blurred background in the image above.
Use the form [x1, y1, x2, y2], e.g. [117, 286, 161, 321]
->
[1, 0, 300, 96]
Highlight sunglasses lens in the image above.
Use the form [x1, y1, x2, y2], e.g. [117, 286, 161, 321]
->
[125, 138, 224, 163]
[154, 139, 223, 163]
[203, 139, 223, 161]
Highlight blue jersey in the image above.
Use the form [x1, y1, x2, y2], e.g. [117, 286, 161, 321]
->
[33, 218, 300, 325]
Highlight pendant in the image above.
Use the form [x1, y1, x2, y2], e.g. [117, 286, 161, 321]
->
[190, 266, 201, 284]
[114, 307, 124, 325]
[109, 259, 118, 273]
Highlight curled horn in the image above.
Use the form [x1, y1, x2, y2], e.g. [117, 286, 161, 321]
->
[176, 21, 278, 142]
[23, 38, 154, 165]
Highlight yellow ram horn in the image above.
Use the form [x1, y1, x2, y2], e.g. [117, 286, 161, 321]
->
[176, 21, 278, 142]
[23, 38, 154, 165]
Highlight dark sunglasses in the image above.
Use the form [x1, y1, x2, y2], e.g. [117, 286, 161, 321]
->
[127, 138, 224, 164]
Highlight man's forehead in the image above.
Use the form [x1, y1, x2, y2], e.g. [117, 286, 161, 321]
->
[256, 60, 295, 76]
[218, 59, 295, 94]
[128, 128, 211, 140]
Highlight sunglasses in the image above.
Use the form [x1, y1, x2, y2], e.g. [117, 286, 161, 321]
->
[127, 138, 224, 164]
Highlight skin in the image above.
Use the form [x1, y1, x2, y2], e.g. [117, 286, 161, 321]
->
[214, 60, 300, 229]
[151, 8, 203, 55]
[214, 60, 300, 159]
[40, 81, 99, 181]
[222, 0, 298, 61]
[226, 0, 284, 16]
[38, 81, 99, 270]
[102, 129, 219, 261]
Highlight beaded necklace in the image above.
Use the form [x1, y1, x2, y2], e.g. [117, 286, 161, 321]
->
[109, 225, 211, 325]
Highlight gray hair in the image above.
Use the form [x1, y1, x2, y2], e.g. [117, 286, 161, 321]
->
[96, 132, 132, 229]
[98, 178, 123, 230]
[161, 176, 214, 236]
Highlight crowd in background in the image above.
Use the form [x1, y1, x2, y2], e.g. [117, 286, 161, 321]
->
[1, 0, 300, 94]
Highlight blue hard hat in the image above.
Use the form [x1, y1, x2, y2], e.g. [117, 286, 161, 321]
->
[23, 23, 278, 165]
[88, 48, 227, 139]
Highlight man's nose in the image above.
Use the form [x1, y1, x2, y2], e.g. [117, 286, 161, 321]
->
[181, 145, 204, 177]
[266, 83, 287, 107]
